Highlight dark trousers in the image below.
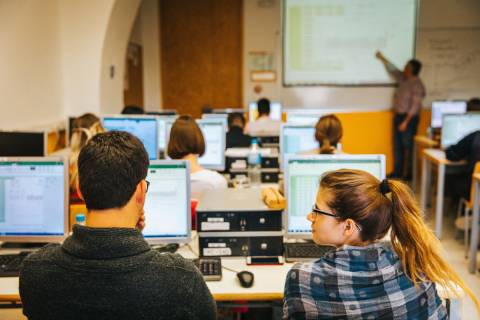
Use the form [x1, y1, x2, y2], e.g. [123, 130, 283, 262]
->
[393, 113, 419, 179]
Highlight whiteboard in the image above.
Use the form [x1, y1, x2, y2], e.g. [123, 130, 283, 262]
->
[416, 28, 480, 105]
[283, 0, 417, 86]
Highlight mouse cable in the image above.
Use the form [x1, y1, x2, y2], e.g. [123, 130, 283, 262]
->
[222, 265, 240, 274]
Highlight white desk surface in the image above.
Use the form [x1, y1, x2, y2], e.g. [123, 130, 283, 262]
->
[0, 240, 462, 303]
[423, 148, 466, 166]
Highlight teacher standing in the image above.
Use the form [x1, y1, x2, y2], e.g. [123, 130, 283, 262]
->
[376, 51, 426, 180]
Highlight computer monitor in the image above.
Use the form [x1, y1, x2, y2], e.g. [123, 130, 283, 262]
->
[285, 109, 333, 125]
[0, 131, 46, 157]
[248, 101, 282, 122]
[143, 160, 191, 244]
[441, 113, 480, 148]
[431, 100, 467, 128]
[280, 124, 318, 164]
[285, 154, 386, 238]
[157, 115, 178, 151]
[102, 115, 158, 160]
[196, 119, 226, 171]
[0, 157, 68, 243]
[201, 114, 228, 130]
[212, 108, 244, 114]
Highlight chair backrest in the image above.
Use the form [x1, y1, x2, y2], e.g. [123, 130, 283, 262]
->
[468, 161, 480, 207]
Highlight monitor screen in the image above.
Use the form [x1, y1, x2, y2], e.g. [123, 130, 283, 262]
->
[0, 158, 67, 242]
[157, 115, 177, 151]
[248, 101, 282, 122]
[285, 155, 386, 237]
[102, 116, 158, 160]
[196, 119, 226, 171]
[0, 132, 45, 157]
[441, 113, 480, 148]
[286, 109, 332, 125]
[431, 101, 467, 128]
[143, 160, 191, 243]
[281, 124, 318, 157]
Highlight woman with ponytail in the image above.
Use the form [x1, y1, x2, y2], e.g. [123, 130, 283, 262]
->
[304, 114, 343, 155]
[69, 113, 104, 202]
[283, 169, 479, 319]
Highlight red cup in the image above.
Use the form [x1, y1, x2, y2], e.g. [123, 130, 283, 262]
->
[191, 199, 199, 230]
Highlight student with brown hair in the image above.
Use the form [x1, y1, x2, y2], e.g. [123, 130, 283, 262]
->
[168, 115, 227, 199]
[284, 169, 479, 319]
[303, 114, 343, 155]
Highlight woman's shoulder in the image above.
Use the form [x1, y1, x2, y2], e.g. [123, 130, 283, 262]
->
[192, 169, 227, 187]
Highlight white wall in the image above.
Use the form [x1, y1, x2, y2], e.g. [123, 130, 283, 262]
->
[0, 0, 64, 130]
[59, 0, 115, 117]
[128, 0, 162, 111]
[100, 0, 142, 115]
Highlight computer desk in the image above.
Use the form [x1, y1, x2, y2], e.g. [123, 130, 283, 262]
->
[412, 135, 438, 193]
[420, 148, 467, 239]
[468, 173, 480, 274]
[0, 235, 465, 318]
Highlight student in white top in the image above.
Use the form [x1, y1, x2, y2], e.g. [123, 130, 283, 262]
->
[247, 98, 281, 137]
[167, 115, 227, 199]
[303, 114, 344, 155]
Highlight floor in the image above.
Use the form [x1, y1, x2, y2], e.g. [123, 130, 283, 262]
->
[1, 198, 479, 320]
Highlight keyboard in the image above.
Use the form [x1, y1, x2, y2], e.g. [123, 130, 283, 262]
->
[284, 243, 335, 262]
[193, 257, 222, 281]
[0, 252, 30, 277]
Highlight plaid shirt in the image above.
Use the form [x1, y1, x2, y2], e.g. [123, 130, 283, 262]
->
[283, 243, 447, 320]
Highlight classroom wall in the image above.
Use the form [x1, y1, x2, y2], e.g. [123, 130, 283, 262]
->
[0, 0, 64, 130]
[128, 0, 163, 111]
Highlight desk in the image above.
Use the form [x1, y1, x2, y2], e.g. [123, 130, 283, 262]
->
[412, 135, 438, 193]
[468, 173, 480, 274]
[420, 149, 467, 239]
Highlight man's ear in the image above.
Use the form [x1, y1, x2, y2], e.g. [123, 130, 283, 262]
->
[135, 181, 147, 205]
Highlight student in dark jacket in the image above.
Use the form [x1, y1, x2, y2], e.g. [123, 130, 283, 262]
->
[20, 131, 216, 320]
[446, 130, 480, 201]
[226, 112, 251, 149]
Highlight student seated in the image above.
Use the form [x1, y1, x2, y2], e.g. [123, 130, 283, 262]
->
[446, 130, 480, 201]
[227, 112, 251, 148]
[247, 98, 281, 137]
[467, 97, 480, 112]
[121, 105, 144, 114]
[20, 131, 216, 320]
[283, 169, 479, 319]
[168, 115, 227, 199]
[69, 113, 104, 203]
[303, 114, 343, 154]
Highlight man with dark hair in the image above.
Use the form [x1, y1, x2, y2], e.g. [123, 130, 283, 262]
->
[20, 131, 216, 320]
[467, 97, 480, 112]
[121, 105, 144, 114]
[247, 97, 281, 136]
[376, 52, 426, 179]
[227, 112, 251, 148]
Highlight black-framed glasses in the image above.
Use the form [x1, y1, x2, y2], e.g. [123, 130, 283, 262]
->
[145, 180, 150, 193]
[311, 204, 362, 231]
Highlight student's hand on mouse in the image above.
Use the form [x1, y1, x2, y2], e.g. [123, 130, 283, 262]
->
[136, 209, 145, 231]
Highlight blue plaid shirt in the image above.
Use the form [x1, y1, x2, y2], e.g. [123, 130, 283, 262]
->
[283, 243, 447, 319]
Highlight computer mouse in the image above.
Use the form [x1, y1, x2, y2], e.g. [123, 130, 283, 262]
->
[237, 270, 254, 288]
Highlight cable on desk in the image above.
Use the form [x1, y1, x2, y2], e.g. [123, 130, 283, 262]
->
[222, 265, 240, 274]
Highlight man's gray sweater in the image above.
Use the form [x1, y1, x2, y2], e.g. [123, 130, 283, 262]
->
[19, 225, 216, 320]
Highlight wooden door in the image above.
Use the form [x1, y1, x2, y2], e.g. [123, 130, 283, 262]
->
[160, 0, 243, 118]
[124, 42, 144, 108]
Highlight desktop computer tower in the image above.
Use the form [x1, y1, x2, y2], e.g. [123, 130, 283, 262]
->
[197, 188, 283, 257]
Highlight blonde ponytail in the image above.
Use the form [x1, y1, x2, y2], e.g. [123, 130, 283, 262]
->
[388, 180, 480, 311]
